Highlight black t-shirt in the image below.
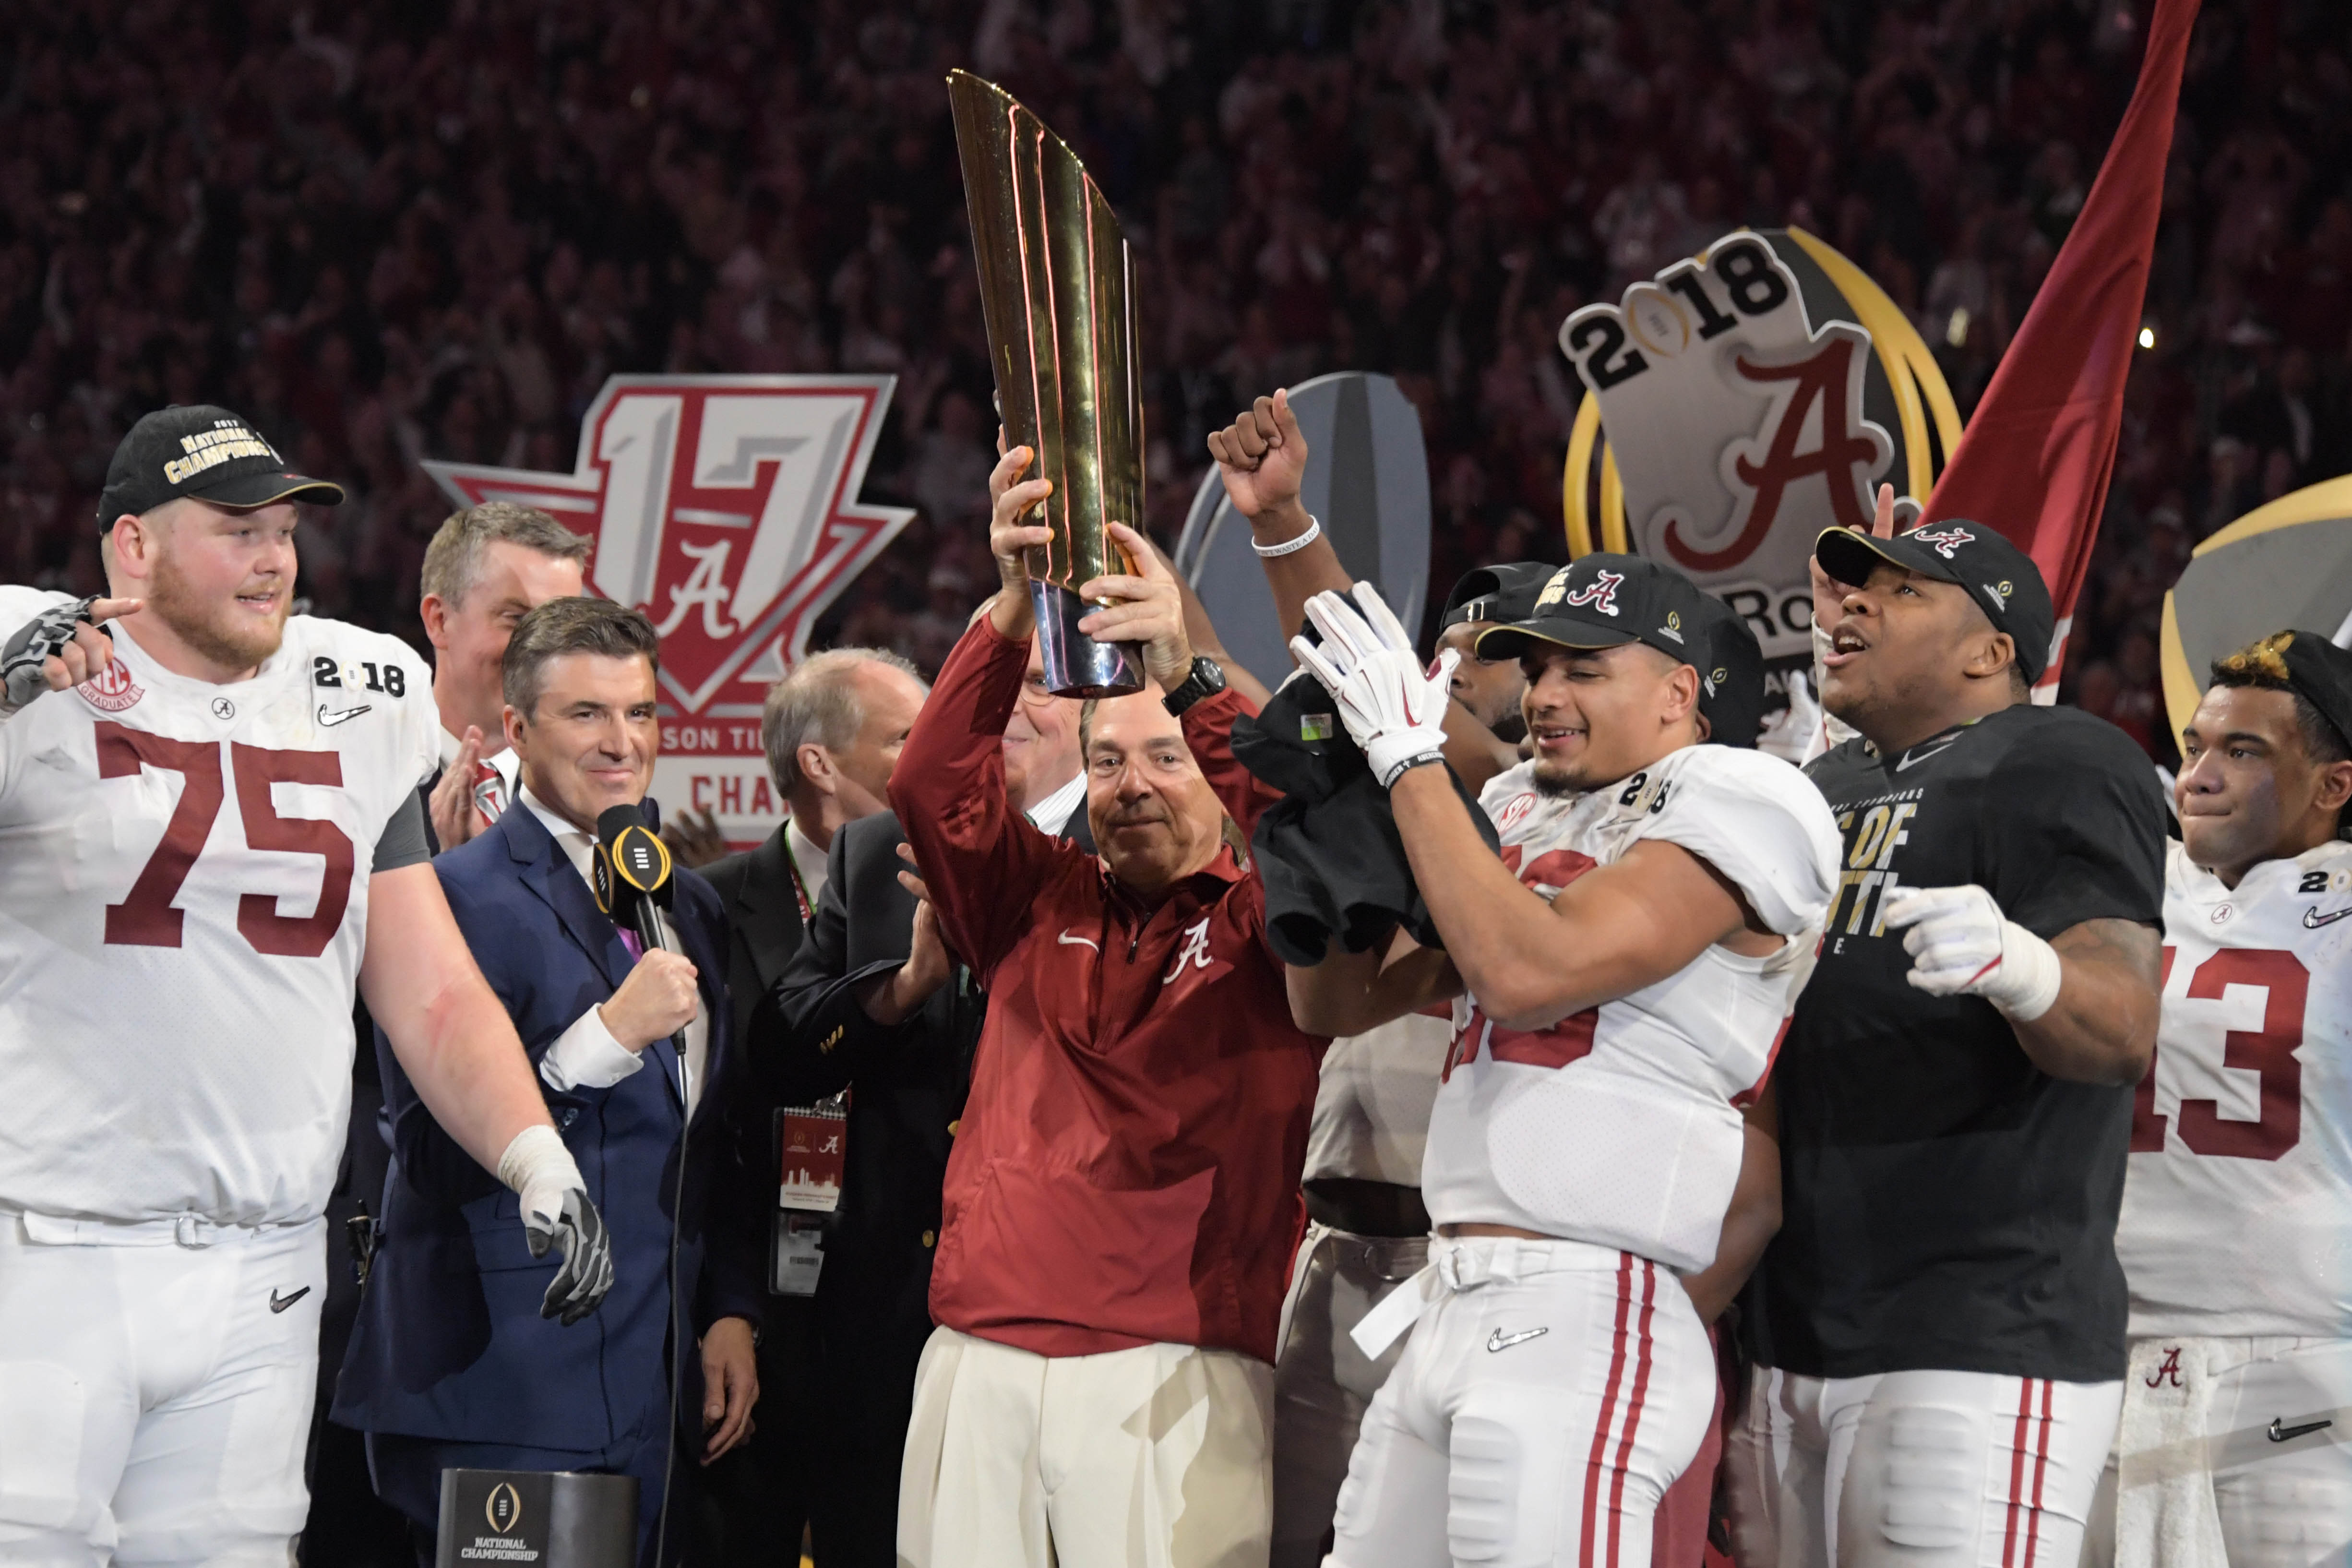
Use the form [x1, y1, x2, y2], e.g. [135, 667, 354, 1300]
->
[1742, 704, 2167, 1382]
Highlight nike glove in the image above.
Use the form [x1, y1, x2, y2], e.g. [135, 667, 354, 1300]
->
[1290, 583, 1457, 788]
[0, 595, 101, 714]
[498, 1124, 616, 1325]
[1881, 883, 2062, 1022]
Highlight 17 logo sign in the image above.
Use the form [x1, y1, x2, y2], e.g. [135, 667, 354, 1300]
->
[425, 375, 914, 841]
[1559, 234, 1894, 659]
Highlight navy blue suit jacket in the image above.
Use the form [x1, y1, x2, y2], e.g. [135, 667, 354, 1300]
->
[334, 800, 764, 1451]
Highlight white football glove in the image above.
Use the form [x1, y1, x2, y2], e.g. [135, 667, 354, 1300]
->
[1756, 669, 1826, 765]
[1290, 583, 1457, 787]
[1881, 884, 2062, 1022]
[0, 595, 100, 714]
[497, 1124, 615, 1325]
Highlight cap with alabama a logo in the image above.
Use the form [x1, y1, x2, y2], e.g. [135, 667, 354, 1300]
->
[1474, 552, 1712, 670]
[1815, 518, 2056, 682]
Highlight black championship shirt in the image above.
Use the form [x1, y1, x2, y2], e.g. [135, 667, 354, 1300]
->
[1743, 704, 2167, 1381]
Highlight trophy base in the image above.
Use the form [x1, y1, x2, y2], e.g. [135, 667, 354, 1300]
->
[1031, 580, 1146, 698]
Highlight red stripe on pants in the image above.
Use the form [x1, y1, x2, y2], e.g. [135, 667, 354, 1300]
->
[2021, 1380, 2054, 1565]
[2001, 1378, 2033, 1566]
[1603, 1259, 1658, 1566]
[1580, 1253, 1636, 1568]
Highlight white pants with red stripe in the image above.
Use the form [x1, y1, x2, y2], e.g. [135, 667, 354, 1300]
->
[1324, 1236, 1715, 1568]
[1724, 1365, 2123, 1567]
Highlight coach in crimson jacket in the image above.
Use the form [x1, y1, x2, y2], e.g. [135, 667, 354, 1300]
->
[887, 477, 1327, 1568]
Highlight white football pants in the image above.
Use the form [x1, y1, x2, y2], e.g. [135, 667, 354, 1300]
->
[0, 1210, 325, 1566]
[1724, 1364, 2122, 1567]
[1325, 1236, 1715, 1568]
[895, 1325, 1276, 1568]
[2082, 1334, 2352, 1568]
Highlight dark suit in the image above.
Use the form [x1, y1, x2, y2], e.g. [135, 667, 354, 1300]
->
[696, 827, 821, 1568]
[756, 802, 1093, 1565]
[334, 799, 762, 1568]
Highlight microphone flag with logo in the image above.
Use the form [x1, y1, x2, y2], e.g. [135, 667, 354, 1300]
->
[948, 68, 1147, 699]
[594, 802, 676, 946]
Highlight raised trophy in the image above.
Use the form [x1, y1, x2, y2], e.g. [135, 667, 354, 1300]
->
[948, 69, 1146, 697]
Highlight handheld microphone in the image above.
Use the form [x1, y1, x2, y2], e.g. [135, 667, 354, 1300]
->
[592, 802, 676, 955]
[591, 799, 692, 1568]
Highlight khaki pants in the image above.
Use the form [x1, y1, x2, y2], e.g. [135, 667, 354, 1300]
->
[1269, 1222, 1429, 1568]
[896, 1325, 1274, 1568]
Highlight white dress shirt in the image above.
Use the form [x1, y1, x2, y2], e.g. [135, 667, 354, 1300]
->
[524, 786, 709, 1114]
[1023, 770, 1086, 837]
[786, 817, 830, 911]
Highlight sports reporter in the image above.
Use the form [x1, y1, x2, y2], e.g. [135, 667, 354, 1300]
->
[888, 451, 1325, 1568]
[1730, 496, 2168, 1567]
[335, 599, 759, 1568]
[1283, 558, 1840, 1568]
[0, 405, 605, 1568]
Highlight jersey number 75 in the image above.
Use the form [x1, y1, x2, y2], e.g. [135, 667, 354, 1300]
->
[98, 722, 353, 959]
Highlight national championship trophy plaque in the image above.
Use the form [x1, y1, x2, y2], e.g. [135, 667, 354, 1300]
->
[948, 68, 1147, 697]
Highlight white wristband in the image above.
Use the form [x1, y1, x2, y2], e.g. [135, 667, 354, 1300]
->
[496, 1123, 582, 1197]
[1990, 920, 2064, 1023]
[1252, 515, 1322, 557]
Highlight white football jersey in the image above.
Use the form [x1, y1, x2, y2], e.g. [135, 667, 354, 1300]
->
[1423, 744, 1840, 1271]
[0, 612, 437, 1225]
[2118, 838, 2352, 1339]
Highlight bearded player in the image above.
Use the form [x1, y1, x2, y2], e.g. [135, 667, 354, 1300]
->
[0, 405, 611, 1567]
[1284, 555, 1841, 1568]
[2088, 630, 2352, 1563]
[1731, 502, 2168, 1568]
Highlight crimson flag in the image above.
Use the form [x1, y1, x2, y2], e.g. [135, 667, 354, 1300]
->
[1917, 0, 2201, 694]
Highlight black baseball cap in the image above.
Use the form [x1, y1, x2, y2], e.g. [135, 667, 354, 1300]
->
[2215, 630, 2352, 757]
[1440, 562, 1553, 630]
[1691, 593, 1767, 748]
[97, 404, 344, 529]
[1475, 553, 1711, 668]
[1815, 519, 2055, 683]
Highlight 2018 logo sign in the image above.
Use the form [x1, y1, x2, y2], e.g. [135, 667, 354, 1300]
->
[427, 376, 914, 844]
[1559, 233, 1907, 665]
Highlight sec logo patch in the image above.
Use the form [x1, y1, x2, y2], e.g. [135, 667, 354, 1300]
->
[76, 661, 141, 712]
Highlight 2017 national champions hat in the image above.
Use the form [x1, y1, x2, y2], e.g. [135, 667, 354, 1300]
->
[1474, 553, 1712, 669]
[1439, 562, 1554, 630]
[1814, 519, 2055, 684]
[97, 404, 344, 529]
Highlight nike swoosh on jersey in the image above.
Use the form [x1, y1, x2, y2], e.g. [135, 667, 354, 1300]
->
[1894, 741, 1957, 771]
[1057, 930, 1099, 951]
[2269, 1416, 2334, 1443]
[2304, 904, 2352, 930]
[1485, 1326, 1549, 1353]
[316, 702, 373, 727]
[268, 1286, 311, 1314]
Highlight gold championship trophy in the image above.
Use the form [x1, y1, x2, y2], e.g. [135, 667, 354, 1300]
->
[949, 69, 1147, 697]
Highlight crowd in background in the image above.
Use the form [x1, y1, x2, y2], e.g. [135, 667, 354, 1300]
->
[3, 0, 2348, 762]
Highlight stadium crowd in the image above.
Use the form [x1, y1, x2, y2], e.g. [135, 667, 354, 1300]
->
[3, 0, 2350, 755]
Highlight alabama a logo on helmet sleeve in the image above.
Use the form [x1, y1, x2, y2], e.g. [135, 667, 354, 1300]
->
[425, 376, 914, 846]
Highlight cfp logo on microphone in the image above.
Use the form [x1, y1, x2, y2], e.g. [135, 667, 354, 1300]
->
[594, 823, 672, 917]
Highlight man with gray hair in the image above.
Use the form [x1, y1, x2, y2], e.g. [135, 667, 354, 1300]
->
[418, 501, 592, 851]
[698, 645, 929, 1564]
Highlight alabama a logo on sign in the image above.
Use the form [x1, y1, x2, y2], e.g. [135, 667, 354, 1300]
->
[425, 375, 914, 845]
[1558, 233, 1895, 663]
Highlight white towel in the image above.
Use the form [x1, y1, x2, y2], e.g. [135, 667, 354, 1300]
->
[2114, 1338, 2228, 1567]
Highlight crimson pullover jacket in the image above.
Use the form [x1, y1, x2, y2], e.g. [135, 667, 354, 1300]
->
[889, 619, 1328, 1363]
